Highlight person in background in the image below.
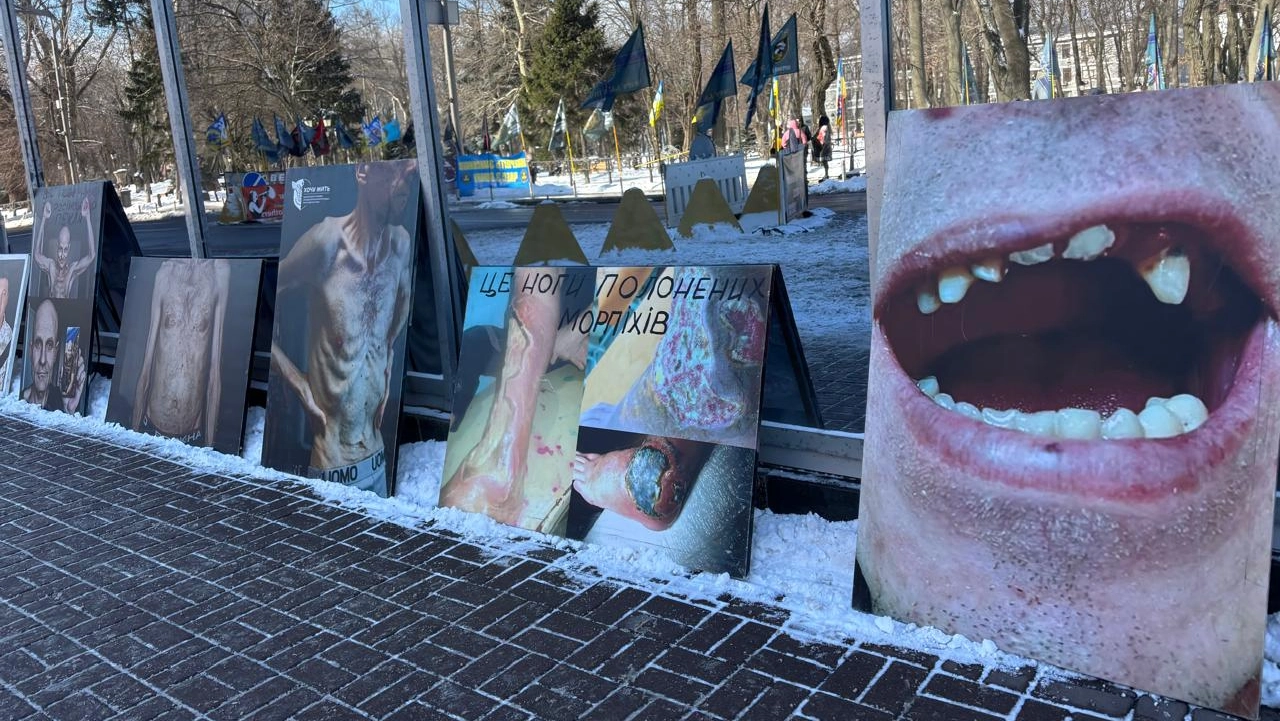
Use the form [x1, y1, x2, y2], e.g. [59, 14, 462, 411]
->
[813, 115, 833, 180]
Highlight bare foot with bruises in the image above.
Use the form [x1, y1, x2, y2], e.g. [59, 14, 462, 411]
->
[572, 436, 712, 531]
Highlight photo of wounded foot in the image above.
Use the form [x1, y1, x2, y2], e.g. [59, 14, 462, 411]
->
[567, 426, 755, 577]
[440, 266, 594, 533]
[581, 265, 773, 450]
[856, 83, 1280, 718]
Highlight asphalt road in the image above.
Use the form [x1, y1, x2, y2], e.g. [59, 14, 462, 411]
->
[4, 190, 867, 258]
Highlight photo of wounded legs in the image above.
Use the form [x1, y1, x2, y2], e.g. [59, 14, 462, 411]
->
[582, 266, 770, 450]
[440, 266, 591, 531]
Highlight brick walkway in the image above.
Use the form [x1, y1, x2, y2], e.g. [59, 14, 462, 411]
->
[0, 414, 1272, 721]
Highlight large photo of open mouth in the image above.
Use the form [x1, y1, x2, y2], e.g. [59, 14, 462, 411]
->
[855, 84, 1280, 719]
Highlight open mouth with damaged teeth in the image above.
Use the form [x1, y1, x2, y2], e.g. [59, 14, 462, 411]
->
[880, 216, 1267, 443]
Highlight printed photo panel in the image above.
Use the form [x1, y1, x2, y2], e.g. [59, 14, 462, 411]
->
[261, 160, 422, 498]
[106, 258, 263, 454]
[579, 265, 775, 450]
[0, 255, 30, 394]
[27, 183, 104, 301]
[440, 266, 594, 534]
[855, 83, 1280, 718]
[572, 264, 775, 577]
[19, 297, 92, 415]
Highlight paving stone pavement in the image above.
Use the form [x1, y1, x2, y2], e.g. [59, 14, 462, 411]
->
[0, 414, 1274, 721]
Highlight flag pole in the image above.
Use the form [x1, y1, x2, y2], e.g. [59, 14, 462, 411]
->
[518, 125, 534, 199]
[611, 120, 624, 193]
[565, 123, 578, 198]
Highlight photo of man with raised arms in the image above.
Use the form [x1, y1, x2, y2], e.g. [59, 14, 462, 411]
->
[105, 257, 262, 454]
[33, 195, 97, 299]
[262, 160, 420, 498]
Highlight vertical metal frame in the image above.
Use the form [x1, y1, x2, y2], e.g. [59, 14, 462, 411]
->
[1, 0, 45, 206]
[860, 0, 892, 290]
[151, 0, 207, 257]
[402, 0, 462, 407]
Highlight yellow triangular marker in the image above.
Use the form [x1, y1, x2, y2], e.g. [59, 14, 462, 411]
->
[742, 164, 780, 215]
[450, 218, 479, 276]
[601, 188, 674, 256]
[514, 204, 589, 265]
[677, 178, 742, 238]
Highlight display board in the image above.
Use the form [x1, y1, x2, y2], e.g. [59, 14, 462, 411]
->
[261, 160, 421, 498]
[440, 266, 594, 534]
[0, 255, 30, 393]
[105, 258, 263, 453]
[853, 83, 1280, 719]
[219, 171, 286, 224]
[21, 183, 107, 415]
[442, 264, 778, 578]
[571, 265, 773, 577]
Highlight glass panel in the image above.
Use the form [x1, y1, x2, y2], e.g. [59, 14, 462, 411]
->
[886, 1, 1272, 109]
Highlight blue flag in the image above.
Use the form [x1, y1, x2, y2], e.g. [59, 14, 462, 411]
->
[697, 41, 737, 108]
[274, 115, 296, 154]
[363, 116, 383, 146]
[334, 119, 356, 149]
[962, 44, 980, 104]
[580, 23, 651, 109]
[743, 5, 773, 130]
[384, 118, 402, 143]
[205, 113, 227, 148]
[251, 117, 281, 162]
[1257, 6, 1274, 81]
[1145, 14, 1165, 89]
[740, 13, 798, 83]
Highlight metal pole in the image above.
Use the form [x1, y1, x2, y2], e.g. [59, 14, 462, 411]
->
[0, 0, 45, 203]
[150, 0, 208, 258]
[861, 0, 892, 292]
[441, 22, 463, 155]
[402, 0, 461, 409]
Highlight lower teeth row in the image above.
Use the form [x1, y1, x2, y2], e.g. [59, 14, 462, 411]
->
[914, 376, 1208, 440]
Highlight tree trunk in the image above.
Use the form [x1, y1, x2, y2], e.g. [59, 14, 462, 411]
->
[1067, 0, 1083, 94]
[907, 0, 927, 107]
[1182, 0, 1208, 86]
[510, 0, 530, 79]
[969, 0, 1031, 101]
[943, 0, 963, 105]
[808, 0, 835, 118]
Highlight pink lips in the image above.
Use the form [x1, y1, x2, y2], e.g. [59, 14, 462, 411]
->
[876, 189, 1278, 504]
[875, 188, 1280, 320]
[880, 318, 1269, 503]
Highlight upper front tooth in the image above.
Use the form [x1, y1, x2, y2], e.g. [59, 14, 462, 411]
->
[971, 257, 1005, 282]
[1164, 394, 1208, 432]
[1063, 225, 1116, 261]
[1138, 404, 1182, 438]
[1055, 408, 1102, 440]
[938, 266, 975, 303]
[1139, 248, 1190, 304]
[918, 286, 941, 314]
[1009, 243, 1054, 266]
[1101, 408, 1144, 439]
[916, 376, 940, 397]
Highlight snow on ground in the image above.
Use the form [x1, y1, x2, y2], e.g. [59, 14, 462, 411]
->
[7, 156, 1276, 709]
[12, 376, 1280, 709]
